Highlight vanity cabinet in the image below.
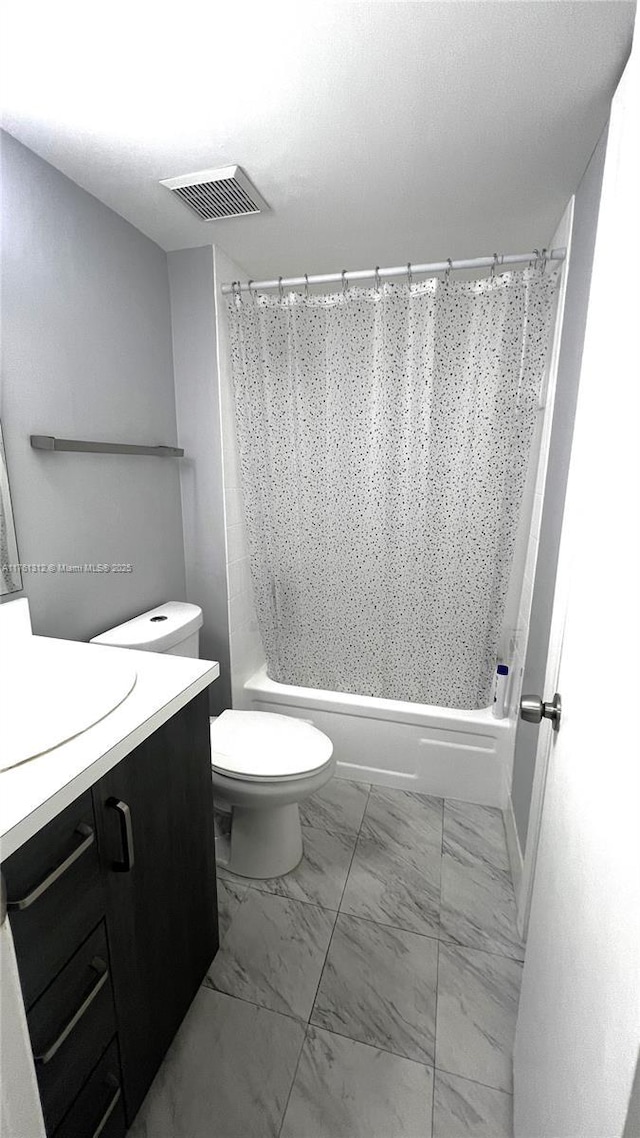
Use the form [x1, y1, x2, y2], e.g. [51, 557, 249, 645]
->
[3, 688, 218, 1137]
[93, 688, 218, 1120]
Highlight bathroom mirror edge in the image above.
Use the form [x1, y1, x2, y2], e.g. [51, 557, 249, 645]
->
[0, 419, 23, 596]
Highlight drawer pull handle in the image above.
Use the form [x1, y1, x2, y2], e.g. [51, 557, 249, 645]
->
[7, 824, 95, 911]
[34, 956, 109, 1065]
[107, 798, 135, 872]
[91, 1076, 122, 1138]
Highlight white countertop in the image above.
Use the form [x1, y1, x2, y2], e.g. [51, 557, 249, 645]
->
[0, 636, 219, 860]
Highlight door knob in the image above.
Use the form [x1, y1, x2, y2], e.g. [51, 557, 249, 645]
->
[520, 692, 562, 731]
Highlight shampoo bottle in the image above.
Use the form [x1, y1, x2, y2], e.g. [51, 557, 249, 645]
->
[492, 664, 509, 719]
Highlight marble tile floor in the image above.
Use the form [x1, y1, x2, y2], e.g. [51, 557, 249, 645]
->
[129, 781, 522, 1138]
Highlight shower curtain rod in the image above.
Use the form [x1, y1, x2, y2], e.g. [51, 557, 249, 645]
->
[221, 247, 567, 295]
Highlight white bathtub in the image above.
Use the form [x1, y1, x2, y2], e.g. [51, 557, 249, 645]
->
[244, 666, 514, 807]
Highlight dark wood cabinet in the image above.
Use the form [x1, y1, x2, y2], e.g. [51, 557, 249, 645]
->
[3, 687, 218, 1137]
[4, 789, 103, 1012]
[92, 688, 218, 1121]
[54, 1039, 125, 1138]
[27, 922, 117, 1133]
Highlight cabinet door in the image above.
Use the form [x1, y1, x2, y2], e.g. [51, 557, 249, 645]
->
[92, 690, 218, 1124]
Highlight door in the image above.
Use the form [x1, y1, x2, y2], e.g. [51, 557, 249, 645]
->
[513, 38, 639, 1138]
[93, 690, 218, 1123]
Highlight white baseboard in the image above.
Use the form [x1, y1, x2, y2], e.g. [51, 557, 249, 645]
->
[504, 794, 524, 905]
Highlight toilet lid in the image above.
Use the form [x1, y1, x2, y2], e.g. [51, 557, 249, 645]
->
[210, 710, 333, 781]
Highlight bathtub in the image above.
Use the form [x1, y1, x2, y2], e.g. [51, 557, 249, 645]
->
[244, 666, 514, 807]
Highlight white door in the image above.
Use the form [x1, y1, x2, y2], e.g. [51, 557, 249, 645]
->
[513, 37, 640, 1138]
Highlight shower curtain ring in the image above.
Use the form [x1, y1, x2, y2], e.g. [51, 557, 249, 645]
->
[232, 280, 242, 304]
[491, 253, 499, 280]
[304, 273, 310, 302]
[278, 276, 284, 302]
[539, 248, 548, 273]
[374, 266, 381, 292]
[407, 262, 413, 287]
[341, 269, 348, 296]
[247, 279, 256, 304]
[445, 258, 453, 283]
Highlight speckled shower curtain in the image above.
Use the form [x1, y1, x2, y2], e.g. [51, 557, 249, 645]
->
[226, 269, 558, 708]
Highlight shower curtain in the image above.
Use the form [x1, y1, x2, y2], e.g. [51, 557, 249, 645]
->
[226, 269, 559, 709]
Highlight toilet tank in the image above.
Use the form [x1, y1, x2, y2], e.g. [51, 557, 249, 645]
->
[90, 602, 203, 658]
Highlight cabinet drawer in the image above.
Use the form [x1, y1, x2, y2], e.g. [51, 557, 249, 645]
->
[55, 1039, 125, 1138]
[28, 922, 117, 1135]
[4, 790, 104, 1009]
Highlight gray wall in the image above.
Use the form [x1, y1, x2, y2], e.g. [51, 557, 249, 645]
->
[168, 247, 231, 713]
[0, 131, 186, 639]
[512, 126, 609, 850]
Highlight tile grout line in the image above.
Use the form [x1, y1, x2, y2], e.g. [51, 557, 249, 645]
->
[432, 939, 440, 1138]
[215, 793, 449, 1106]
[334, 782, 373, 916]
[432, 796, 445, 1138]
[218, 813, 367, 910]
[436, 936, 525, 963]
[304, 794, 445, 1089]
[439, 798, 525, 962]
[438, 933, 524, 964]
[202, 980, 309, 1028]
[217, 873, 340, 912]
[214, 784, 373, 1060]
[219, 876, 524, 961]
[433, 1062, 515, 1097]
[305, 906, 339, 1026]
[315, 908, 442, 943]
[304, 1020, 437, 1071]
[271, 783, 372, 1138]
[203, 973, 515, 1105]
[214, 913, 448, 1062]
[277, 1021, 310, 1138]
[308, 787, 442, 1082]
[305, 784, 373, 1031]
[215, 879, 251, 949]
[437, 801, 520, 1109]
[219, 792, 520, 995]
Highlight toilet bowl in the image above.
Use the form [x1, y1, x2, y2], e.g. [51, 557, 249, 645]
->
[211, 710, 334, 878]
[91, 603, 334, 880]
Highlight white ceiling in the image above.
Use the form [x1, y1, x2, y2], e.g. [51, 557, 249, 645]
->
[1, 1, 635, 279]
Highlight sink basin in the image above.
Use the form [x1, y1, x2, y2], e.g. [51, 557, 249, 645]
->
[0, 637, 137, 771]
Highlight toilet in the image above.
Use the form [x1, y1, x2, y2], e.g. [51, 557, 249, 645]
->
[210, 709, 334, 878]
[91, 602, 335, 879]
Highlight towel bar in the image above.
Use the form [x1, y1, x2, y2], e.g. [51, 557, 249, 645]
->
[30, 436, 184, 457]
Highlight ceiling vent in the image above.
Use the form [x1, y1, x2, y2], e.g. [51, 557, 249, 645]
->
[159, 165, 268, 221]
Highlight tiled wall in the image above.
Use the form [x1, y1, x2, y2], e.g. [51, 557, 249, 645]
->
[213, 247, 264, 709]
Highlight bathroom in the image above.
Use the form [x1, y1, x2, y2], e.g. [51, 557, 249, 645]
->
[0, 2, 638, 1136]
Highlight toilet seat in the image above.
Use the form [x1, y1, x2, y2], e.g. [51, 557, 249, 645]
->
[210, 710, 333, 783]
